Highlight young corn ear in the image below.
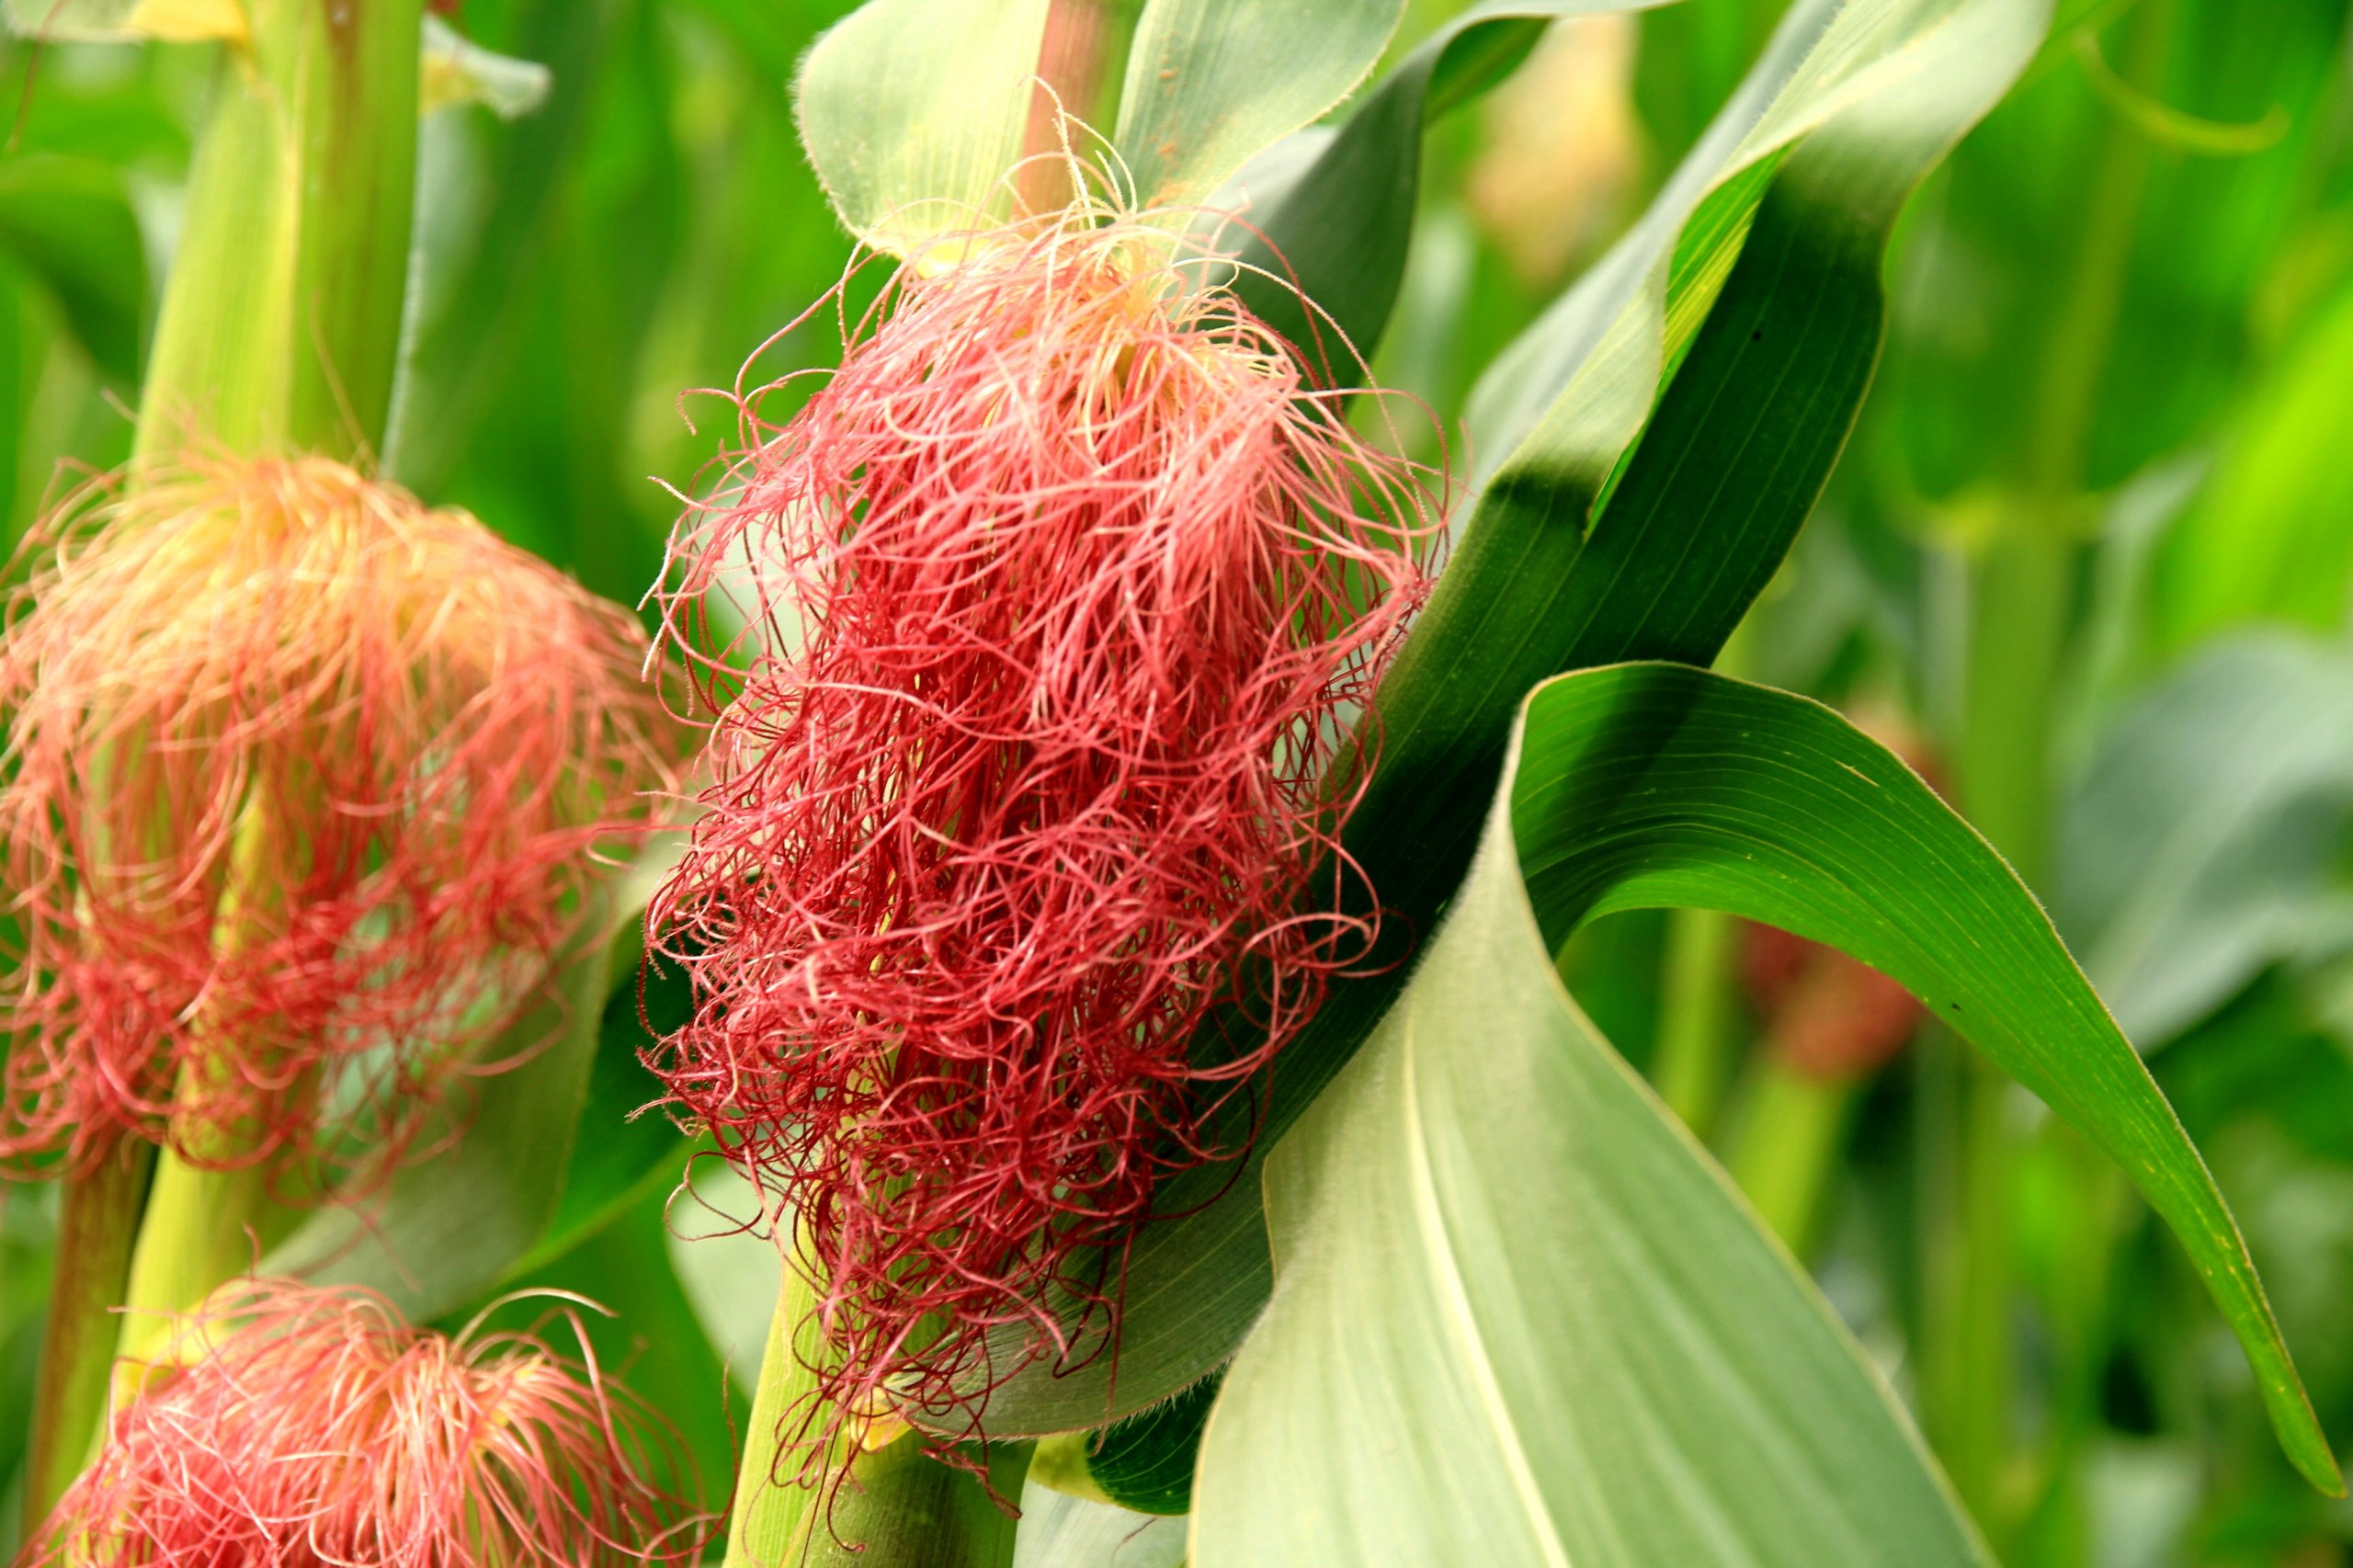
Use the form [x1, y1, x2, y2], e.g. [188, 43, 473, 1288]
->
[22, 1278, 709, 1567]
[647, 207, 1443, 1471]
[0, 454, 683, 1186]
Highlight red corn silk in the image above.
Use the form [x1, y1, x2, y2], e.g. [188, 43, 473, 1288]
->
[0, 455, 681, 1186]
[647, 212, 1444, 1456]
[22, 1278, 707, 1568]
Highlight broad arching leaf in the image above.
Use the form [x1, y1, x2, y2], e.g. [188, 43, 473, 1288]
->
[1192, 674, 1977, 1565]
[1503, 664, 2333, 1492]
[1189, 663, 2334, 1563]
[973, 0, 2050, 1437]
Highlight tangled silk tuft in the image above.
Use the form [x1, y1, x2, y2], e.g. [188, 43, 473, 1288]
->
[0, 454, 680, 1183]
[647, 210, 1445, 1462]
[23, 1278, 706, 1568]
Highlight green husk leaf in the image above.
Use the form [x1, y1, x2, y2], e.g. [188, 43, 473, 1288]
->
[1113, 0, 1404, 215]
[1227, 0, 1666, 369]
[794, 0, 1052, 255]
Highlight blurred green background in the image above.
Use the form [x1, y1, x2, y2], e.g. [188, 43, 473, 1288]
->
[5, 2, 2353, 1563]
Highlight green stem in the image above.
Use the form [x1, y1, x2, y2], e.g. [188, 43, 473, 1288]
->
[1725, 1060, 1856, 1256]
[112, 795, 296, 1372]
[726, 1255, 1029, 1567]
[111, 1153, 278, 1371]
[22, 1139, 153, 1527]
[1654, 908, 1741, 1138]
[1919, 1033, 2018, 1528]
[28, 0, 425, 1506]
[136, 0, 423, 461]
[2016, 1142, 2133, 1563]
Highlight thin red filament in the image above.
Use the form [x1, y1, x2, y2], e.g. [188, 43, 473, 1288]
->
[647, 212, 1443, 1462]
[0, 454, 681, 1186]
[22, 1278, 708, 1567]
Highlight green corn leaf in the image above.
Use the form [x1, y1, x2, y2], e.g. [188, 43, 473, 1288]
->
[1113, 0, 1404, 215]
[1011, 1483, 1188, 1567]
[505, 954, 699, 1279]
[2055, 634, 2353, 1046]
[1192, 679, 1989, 1565]
[262, 856, 670, 1323]
[1227, 0, 1665, 371]
[1189, 662, 2335, 1562]
[0, 154, 145, 386]
[1515, 664, 2332, 1492]
[796, 0, 1054, 254]
[972, 0, 2050, 1437]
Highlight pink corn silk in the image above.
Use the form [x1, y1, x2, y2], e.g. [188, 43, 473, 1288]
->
[23, 1278, 707, 1568]
[647, 215, 1444, 1458]
[0, 455, 680, 1183]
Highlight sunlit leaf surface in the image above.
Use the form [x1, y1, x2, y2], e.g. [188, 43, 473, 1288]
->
[1192, 669, 1991, 1567]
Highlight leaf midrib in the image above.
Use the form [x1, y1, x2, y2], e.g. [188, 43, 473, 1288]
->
[1399, 971, 1576, 1568]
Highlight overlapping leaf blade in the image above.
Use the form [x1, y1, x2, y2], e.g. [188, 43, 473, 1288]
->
[1225, 0, 1666, 368]
[1192, 686, 1989, 1566]
[1191, 663, 2334, 1562]
[1113, 0, 1404, 214]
